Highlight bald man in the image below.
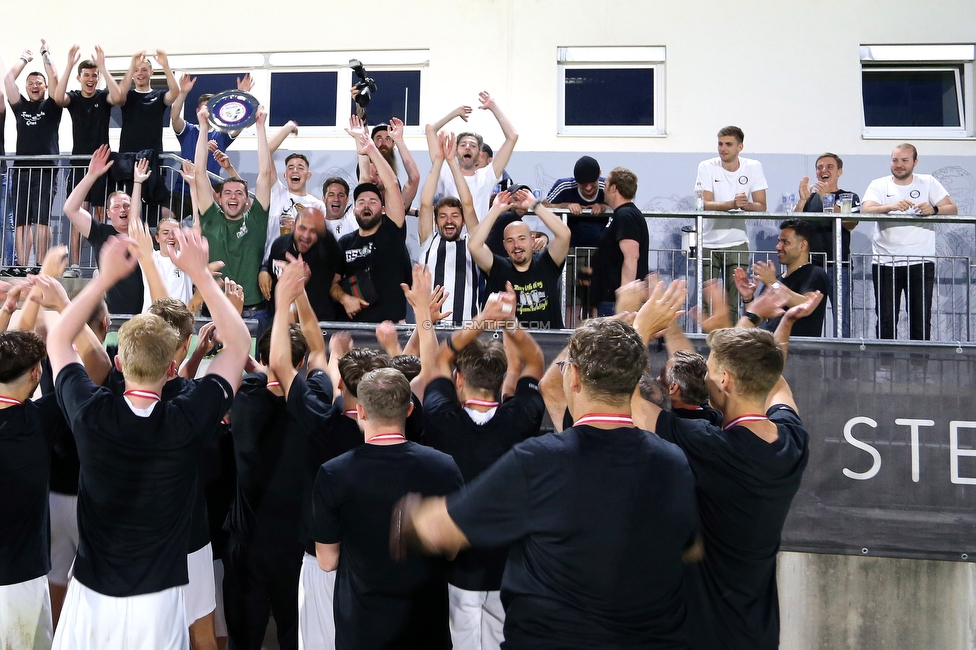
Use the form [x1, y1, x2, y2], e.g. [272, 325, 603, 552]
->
[260, 206, 343, 321]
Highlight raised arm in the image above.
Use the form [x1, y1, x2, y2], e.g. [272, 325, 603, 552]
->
[39, 40, 59, 98]
[193, 105, 217, 215]
[49, 236, 137, 377]
[17, 246, 68, 334]
[401, 264, 438, 398]
[92, 46, 123, 105]
[64, 147, 113, 239]
[5, 49, 29, 107]
[296, 286, 327, 371]
[170, 73, 195, 134]
[478, 92, 517, 180]
[154, 50, 179, 105]
[425, 105, 472, 160]
[348, 122, 404, 226]
[468, 192, 512, 273]
[506, 320, 544, 381]
[254, 106, 274, 209]
[129, 210, 169, 306]
[269, 258, 308, 396]
[515, 190, 571, 265]
[538, 346, 569, 432]
[418, 135, 445, 245]
[389, 118, 420, 210]
[445, 135, 479, 236]
[116, 51, 144, 98]
[267, 120, 298, 155]
[170, 228, 249, 392]
[52, 45, 79, 107]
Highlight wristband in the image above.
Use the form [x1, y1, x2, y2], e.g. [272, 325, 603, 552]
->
[532, 199, 541, 211]
[20, 57, 29, 64]
[932, 205, 939, 215]
[133, 180, 143, 184]
[446, 337, 458, 354]
[744, 311, 762, 326]
[742, 296, 754, 304]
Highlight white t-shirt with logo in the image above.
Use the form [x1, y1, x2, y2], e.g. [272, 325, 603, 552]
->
[864, 174, 949, 265]
[326, 205, 359, 241]
[265, 181, 326, 261]
[694, 157, 768, 248]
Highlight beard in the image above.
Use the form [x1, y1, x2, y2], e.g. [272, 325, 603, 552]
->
[356, 209, 382, 231]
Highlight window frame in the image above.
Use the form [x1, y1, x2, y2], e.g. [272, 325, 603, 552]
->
[102, 50, 429, 140]
[556, 46, 666, 137]
[860, 44, 975, 140]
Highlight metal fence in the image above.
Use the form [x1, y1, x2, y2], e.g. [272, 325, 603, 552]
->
[4, 156, 975, 343]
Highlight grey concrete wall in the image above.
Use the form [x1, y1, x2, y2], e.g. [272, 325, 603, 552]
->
[779, 551, 976, 649]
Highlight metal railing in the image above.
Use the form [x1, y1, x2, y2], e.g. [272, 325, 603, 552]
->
[0, 153, 203, 270]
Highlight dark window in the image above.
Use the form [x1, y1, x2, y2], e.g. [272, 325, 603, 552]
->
[862, 68, 962, 128]
[270, 71, 338, 127]
[181, 73, 243, 125]
[564, 68, 654, 126]
[110, 76, 173, 129]
[349, 70, 421, 126]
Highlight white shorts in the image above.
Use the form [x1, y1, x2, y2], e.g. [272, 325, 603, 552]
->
[0, 575, 52, 650]
[298, 553, 335, 650]
[449, 585, 505, 650]
[48, 493, 79, 586]
[183, 544, 216, 625]
[52, 580, 188, 650]
[212, 559, 226, 638]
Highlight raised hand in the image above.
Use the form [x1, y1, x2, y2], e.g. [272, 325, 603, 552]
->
[30, 275, 70, 312]
[615, 277, 649, 315]
[179, 159, 195, 183]
[783, 291, 823, 323]
[274, 257, 306, 309]
[133, 158, 152, 184]
[38, 245, 68, 278]
[179, 73, 196, 95]
[430, 285, 453, 324]
[477, 92, 495, 112]
[93, 45, 106, 68]
[128, 219, 155, 258]
[170, 228, 210, 280]
[388, 117, 405, 142]
[732, 267, 756, 301]
[236, 73, 254, 92]
[699, 279, 731, 333]
[400, 264, 434, 312]
[750, 260, 778, 287]
[346, 114, 367, 139]
[454, 105, 473, 122]
[224, 279, 245, 316]
[328, 331, 354, 359]
[66, 45, 81, 70]
[633, 279, 687, 340]
[440, 131, 457, 163]
[97, 236, 140, 283]
[88, 145, 114, 179]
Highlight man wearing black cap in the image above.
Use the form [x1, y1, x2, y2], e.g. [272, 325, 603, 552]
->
[362, 118, 421, 210]
[543, 155, 609, 248]
[331, 128, 411, 322]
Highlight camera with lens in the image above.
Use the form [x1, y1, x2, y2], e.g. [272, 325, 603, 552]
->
[349, 59, 377, 108]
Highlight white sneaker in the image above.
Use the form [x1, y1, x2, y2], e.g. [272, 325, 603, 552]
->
[62, 264, 81, 279]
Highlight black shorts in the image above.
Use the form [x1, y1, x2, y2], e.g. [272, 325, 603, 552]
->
[12, 167, 58, 227]
[67, 166, 108, 208]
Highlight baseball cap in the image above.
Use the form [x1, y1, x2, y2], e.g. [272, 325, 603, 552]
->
[574, 156, 601, 184]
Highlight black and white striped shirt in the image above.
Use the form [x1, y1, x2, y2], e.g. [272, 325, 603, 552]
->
[420, 233, 483, 326]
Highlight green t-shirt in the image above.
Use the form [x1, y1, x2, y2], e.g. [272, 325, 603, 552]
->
[200, 201, 269, 307]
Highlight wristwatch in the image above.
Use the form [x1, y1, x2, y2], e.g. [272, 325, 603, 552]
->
[771, 282, 782, 290]
[744, 311, 762, 326]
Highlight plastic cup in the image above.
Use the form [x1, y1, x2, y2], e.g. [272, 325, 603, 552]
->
[822, 193, 836, 213]
[839, 193, 853, 214]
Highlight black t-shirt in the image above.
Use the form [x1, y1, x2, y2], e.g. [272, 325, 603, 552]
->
[674, 405, 724, 427]
[761, 264, 830, 337]
[312, 442, 462, 650]
[488, 250, 565, 329]
[87, 221, 144, 315]
[120, 88, 168, 153]
[226, 373, 308, 550]
[103, 369, 211, 553]
[337, 216, 412, 323]
[447, 426, 699, 649]
[590, 202, 649, 304]
[0, 394, 66, 585]
[286, 371, 365, 555]
[67, 89, 113, 154]
[547, 181, 609, 247]
[801, 190, 860, 264]
[423, 376, 545, 591]
[201, 421, 235, 561]
[11, 95, 62, 160]
[655, 405, 809, 650]
[55, 363, 233, 597]
[266, 232, 342, 322]
[0, 107, 5, 172]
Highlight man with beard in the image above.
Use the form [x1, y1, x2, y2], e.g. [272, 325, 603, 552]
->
[861, 143, 957, 340]
[52, 45, 123, 276]
[330, 130, 409, 323]
[5, 42, 63, 269]
[427, 92, 518, 221]
[260, 206, 342, 322]
[734, 219, 830, 337]
[469, 189, 571, 329]
[359, 119, 421, 211]
[64, 146, 146, 314]
[195, 103, 273, 321]
[322, 177, 357, 240]
[418, 132, 482, 325]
